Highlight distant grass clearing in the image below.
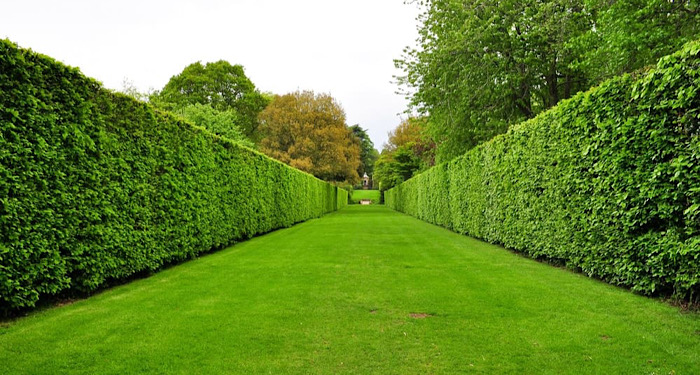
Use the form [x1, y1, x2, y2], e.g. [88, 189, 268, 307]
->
[1, 206, 698, 374]
[350, 189, 380, 204]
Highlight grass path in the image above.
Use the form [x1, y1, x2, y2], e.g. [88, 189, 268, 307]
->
[349, 189, 380, 204]
[1, 205, 699, 374]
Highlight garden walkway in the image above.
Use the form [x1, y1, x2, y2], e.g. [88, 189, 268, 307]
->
[1, 205, 698, 374]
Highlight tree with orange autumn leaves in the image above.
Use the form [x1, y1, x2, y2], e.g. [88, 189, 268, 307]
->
[374, 117, 435, 192]
[258, 91, 361, 184]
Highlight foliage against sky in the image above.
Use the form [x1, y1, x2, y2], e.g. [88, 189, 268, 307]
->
[374, 117, 435, 191]
[259, 91, 361, 184]
[397, 0, 699, 162]
[349, 124, 379, 178]
[150, 60, 269, 141]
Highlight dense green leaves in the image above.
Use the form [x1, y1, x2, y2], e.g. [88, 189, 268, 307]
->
[0, 40, 347, 312]
[374, 144, 423, 192]
[373, 117, 435, 194]
[175, 103, 253, 148]
[398, 0, 699, 163]
[150, 60, 269, 140]
[397, 0, 591, 162]
[387, 41, 700, 300]
[575, 0, 700, 83]
[349, 124, 379, 178]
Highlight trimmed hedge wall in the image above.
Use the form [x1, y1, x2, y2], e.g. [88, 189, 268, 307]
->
[0, 40, 347, 312]
[386, 41, 700, 300]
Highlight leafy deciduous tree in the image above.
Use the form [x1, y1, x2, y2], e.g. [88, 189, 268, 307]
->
[176, 103, 253, 148]
[150, 60, 269, 139]
[573, 0, 699, 83]
[397, 0, 590, 162]
[373, 117, 435, 191]
[258, 91, 361, 184]
[397, 0, 697, 162]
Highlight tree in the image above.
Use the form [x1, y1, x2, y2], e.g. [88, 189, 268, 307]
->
[374, 144, 423, 191]
[573, 0, 700, 83]
[373, 118, 435, 192]
[385, 117, 435, 168]
[258, 91, 361, 184]
[397, 0, 698, 163]
[150, 60, 269, 139]
[396, 1, 597, 162]
[349, 124, 379, 178]
[397, 0, 590, 162]
[175, 103, 253, 148]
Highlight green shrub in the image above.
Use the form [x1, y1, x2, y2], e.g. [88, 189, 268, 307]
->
[0, 40, 347, 312]
[387, 41, 700, 300]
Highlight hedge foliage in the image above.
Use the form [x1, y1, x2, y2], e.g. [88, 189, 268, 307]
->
[0, 40, 347, 312]
[386, 41, 700, 300]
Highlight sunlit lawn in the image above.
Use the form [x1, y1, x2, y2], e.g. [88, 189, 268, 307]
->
[1, 205, 698, 374]
[350, 189, 380, 204]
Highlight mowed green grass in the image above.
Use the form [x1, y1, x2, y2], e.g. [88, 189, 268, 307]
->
[350, 189, 380, 204]
[1, 206, 699, 374]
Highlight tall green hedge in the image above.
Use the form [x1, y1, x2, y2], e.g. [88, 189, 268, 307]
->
[387, 41, 700, 300]
[0, 40, 347, 312]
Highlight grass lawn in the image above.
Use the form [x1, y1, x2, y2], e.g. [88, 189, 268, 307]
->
[1, 205, 699, 374]
[350, 189, 381, 204]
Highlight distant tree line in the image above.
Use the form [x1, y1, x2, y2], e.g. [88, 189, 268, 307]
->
[122, 61, 377, 185]
[373, 117, 435, 192]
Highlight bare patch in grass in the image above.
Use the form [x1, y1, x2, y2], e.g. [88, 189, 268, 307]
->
[56, 299, 77, 308]
[409, 313, 432, 319]
[665, 298, 700, 312]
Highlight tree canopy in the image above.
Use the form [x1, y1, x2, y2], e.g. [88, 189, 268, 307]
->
[349, 124, 379, 178]
[150, 60, 269, 140]
[397, 0, 699, 162]
[574, 0, 700, 83]
[175, 103, 253, 148]
[373, 117, 435, 192]
[258, 91, 361, 184]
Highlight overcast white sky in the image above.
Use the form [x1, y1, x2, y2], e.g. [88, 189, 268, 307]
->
[1, 0, 421, 149]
